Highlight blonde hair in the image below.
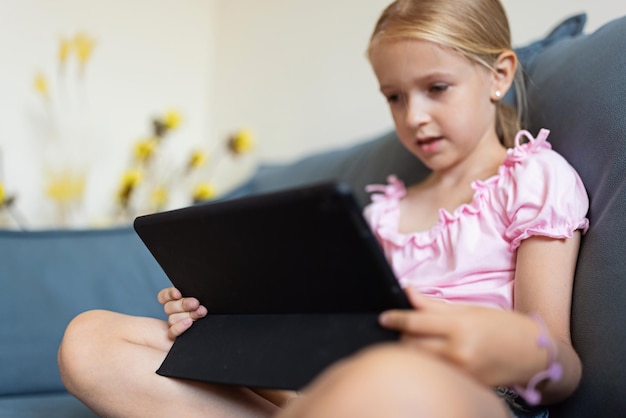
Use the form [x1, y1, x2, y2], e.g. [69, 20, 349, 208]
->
[368, 0, 526, 147]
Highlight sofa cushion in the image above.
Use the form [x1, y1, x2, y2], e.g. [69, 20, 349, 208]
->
[525, 16, 626, 418]
[0, 393, 98, 418]
[503, 13, 587, 107]
[249, 130, 427, 206]
[0, 227, 170, 396]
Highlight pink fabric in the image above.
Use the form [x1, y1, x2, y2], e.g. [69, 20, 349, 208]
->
[364, 129, 590, 310]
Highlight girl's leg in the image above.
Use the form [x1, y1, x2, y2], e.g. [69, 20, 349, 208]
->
[58, 310, 280, 418]
[277, 343, 510, 418]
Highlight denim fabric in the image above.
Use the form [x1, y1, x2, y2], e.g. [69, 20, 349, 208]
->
[497, 387, 549, 418]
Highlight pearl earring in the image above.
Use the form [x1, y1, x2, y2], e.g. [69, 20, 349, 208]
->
[494, 90, 502, 99]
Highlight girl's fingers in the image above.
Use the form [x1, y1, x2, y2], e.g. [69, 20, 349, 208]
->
[167, 317, 194, 340]
[191, 304, 208, 319]
[404, 286, 425, 308]
[157, 287, 182, 305]
[167, 308, 207, 326]
[404, 288, 457, 312]
[399, 334, 448, 357]
[163, 297, 198, 315]
[157, 287, 208, 341]
[384, 289, 467, 336]
[379, 309, 453, 338]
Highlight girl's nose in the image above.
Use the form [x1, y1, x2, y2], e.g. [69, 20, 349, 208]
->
[405, 96, 430, 128]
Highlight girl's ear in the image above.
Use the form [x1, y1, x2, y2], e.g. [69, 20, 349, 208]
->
[491, 50, 517, 102]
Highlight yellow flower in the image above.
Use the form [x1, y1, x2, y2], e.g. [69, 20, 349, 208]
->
[59, 37, 72, 64]
[133, 138, 158, 163]
[34, 72, 49, 98]
[163, 110, 182, 130]
[73, 32, 96, 65]
[151, 186, 168, 209]
[193, 182, 216, 202]
[228, 128, 254, 155]
[116, 169, 143, 206]
[45, 170, 86, 204]
[120, 169, 143, 189]
[0, 182, 16, 208]
[187, 150, 208, 170]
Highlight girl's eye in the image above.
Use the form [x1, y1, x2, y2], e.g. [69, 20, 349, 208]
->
[385, 94, 401, 104]
[429, 83, 449, 93]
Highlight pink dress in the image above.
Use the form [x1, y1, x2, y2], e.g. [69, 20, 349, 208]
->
[364, 129, 589, 310]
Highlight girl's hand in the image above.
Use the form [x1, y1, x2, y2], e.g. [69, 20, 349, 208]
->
[157, 287, 208, 340]
[379, 287, 548, 388]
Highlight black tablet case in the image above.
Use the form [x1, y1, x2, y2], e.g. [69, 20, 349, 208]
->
[134, 181, 411, 390]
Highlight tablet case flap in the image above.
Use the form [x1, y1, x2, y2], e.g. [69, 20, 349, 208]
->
[157, 313, 399, 390]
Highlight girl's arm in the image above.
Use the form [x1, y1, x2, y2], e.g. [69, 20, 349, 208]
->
[379, 232, 583, 405]
[513, 232, 583, 404]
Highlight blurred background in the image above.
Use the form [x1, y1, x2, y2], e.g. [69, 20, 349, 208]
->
[0, 0, 623, 228]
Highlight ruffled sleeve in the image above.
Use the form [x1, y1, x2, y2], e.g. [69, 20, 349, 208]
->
[362, 175, 406, 232]
[500, 129, 590, 250]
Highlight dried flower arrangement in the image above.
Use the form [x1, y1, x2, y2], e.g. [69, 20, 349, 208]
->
[0, 32, 254, 229]
[0, 170, 27, 229]
[114, 109, 254, 223]
[30, 32, 96, 227]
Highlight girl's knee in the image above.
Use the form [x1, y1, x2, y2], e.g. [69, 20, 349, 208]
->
[58, 310, 117, 392]
[339, 343, 439, 385]
[287, 344, 499, 418]
[291, 344, 438, 416]
[60, 310, 115, 351]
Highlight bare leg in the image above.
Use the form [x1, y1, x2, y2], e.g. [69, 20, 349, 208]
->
[58, 310, 280, 418]
[277, 343, 510, 418]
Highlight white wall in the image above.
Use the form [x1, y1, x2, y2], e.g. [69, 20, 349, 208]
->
[0, 0, 217, 227]
[211, 0, 626, 165]
[1, 0, 625, 228]
[211, 0, 393, 165]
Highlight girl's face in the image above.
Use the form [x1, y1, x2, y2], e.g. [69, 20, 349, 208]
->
[370, 38, 502, 174]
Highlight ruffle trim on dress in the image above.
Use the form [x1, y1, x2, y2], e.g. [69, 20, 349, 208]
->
[472, 129, 553, 193]
[366, 129, 556, 249]
[509, 219, 590, 251]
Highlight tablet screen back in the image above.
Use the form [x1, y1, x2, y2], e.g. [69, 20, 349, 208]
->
[134, 181, 409, 314]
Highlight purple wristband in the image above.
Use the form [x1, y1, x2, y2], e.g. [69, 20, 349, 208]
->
[513, 314, 563, 406]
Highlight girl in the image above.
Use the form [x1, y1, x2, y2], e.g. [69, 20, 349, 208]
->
[58, 0, 588, 417]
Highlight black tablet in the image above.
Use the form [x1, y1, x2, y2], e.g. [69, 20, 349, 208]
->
[134, 181, 411, 390]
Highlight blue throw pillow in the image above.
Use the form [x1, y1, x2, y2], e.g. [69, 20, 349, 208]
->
[503, 13, 587, 106]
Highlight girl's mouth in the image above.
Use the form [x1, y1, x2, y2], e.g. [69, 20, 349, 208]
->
[416, 136, 443, 153]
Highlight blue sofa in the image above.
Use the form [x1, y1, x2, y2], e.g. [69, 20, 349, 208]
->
[2, 13, 625, 417]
